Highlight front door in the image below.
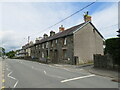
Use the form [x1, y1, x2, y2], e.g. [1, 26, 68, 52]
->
[53, 50, 58, 63]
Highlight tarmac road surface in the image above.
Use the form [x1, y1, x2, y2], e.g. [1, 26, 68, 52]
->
[1, 58, 118, 88]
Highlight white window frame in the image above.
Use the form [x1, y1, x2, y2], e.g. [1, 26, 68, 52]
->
[42, 52, 44, 58]
[46, 42, 48, 48]
[64, 38, 67, 45]
[56, 39, 58, 44]
[42, 43, 44, 49]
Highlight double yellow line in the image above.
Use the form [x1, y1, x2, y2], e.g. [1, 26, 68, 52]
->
[1, 61, 5, 90]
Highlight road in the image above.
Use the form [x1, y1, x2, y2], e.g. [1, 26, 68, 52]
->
[1, 58, 118, 88]
[0, 57, 2, 89]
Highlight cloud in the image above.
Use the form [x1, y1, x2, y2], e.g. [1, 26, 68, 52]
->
[0, 30, 26, 52]
[91, 3, 118, 39]
[1, 2, 84, 51]
[1, 2, 118, 52]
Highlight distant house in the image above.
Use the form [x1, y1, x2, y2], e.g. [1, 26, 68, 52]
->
[30, 21, 104, 65]
[18, 41, 34, 59]
[15, 49, 26, 58]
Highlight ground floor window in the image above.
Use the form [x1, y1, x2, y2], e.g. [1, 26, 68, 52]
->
[42, 52, 44, 58]
[62, 50, 67, 59]
[46, 50, 49, 58]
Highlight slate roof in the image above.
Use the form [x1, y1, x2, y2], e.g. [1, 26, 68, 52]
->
[29, 21, 104, 47]
[34, 22, 85, 45]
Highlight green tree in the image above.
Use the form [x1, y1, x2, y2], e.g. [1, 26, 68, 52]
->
[6, 50, 16, 58]
[0, 47, 5, 56]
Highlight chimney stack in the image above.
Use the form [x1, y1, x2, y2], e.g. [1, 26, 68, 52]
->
[59, 25, 65, 32]
[29, 41, 33, 45]
[84, 11, 91, 22]
[43, 34, 48, 38]
[50, 31, 55, 36]
[35, 37, 41, 43]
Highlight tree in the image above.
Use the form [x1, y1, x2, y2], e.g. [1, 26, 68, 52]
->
[6, 50, 16, 58]
[0, 47, 5, 56]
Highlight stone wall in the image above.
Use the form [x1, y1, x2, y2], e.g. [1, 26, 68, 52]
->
[94, 54, 117, 70]
[30, 35, 74, 64]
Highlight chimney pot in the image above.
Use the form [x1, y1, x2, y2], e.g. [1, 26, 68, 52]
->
[50, 31, 55, 36]
[84, 11, 92, 22]
[59, 25, 65, 32]
[43, 34, 48, 38]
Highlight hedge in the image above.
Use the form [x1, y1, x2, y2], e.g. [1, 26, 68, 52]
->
[105, 38, 120, 65]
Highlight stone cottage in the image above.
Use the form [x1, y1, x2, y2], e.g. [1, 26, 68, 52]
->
[30, 20, 104, 65]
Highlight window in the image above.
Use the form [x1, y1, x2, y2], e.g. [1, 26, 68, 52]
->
[44, 43, 46, 48]
[51, 41, 53, 47]
[36, 45, 38, 48]
[63, 50, 67, 59]
[55, 39, 58, 44]
[46, 50, 48, 57]
[46, 42, 48, 48]
[39, 45, 41, 49]
[42, 43, 44, 49]
[63, 37, 67, 45]
[42, 52, 44, 58]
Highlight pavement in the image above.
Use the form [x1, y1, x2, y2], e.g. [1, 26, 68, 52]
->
[0, 57, 2, 89]
[3, 58, 119, 88]
[88, 67, 119, 79]
[52, 63, 119, 82]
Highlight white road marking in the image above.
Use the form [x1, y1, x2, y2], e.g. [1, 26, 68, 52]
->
[79, 69, 83, 70]
[48, 65, 54, 68]
[63, 68, 71, 71]
[61, 74, 95, 83]
[7, 71, 16, 80]
[46, 73, 65, 79]
[49, 65, 60, 69]
[44, 71, 46, 74]
[7, 69, 19, 88]
[6, 68, 9, 71]
[13, 80, 19, 88]
[32, 66, 34, 69]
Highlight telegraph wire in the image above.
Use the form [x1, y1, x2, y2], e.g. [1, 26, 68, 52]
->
[28, 0, 97, 37]
[99, 24, 118, 30]
[43, 1, 97, 30]
[22, 23, 118, 45]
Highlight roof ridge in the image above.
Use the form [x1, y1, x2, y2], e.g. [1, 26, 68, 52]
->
[35, 22, 86, 45]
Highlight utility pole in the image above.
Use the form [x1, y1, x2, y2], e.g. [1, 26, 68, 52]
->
[28, 36, 30, 43]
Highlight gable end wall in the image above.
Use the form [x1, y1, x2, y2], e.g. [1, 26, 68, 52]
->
[74, 23, 104, 64]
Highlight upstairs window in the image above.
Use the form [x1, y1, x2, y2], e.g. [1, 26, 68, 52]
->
[51, 41, 53, 47]
[63, 37, 67, 45]
[55, 39, 58, 44]
[55, 39, 58, 46]
[63, 50, 67, 59]
[35, 45, 37, 49]
[46, 42, 48, 48]
[42, 43, 44, 49]
[39, 45, 41, 49]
